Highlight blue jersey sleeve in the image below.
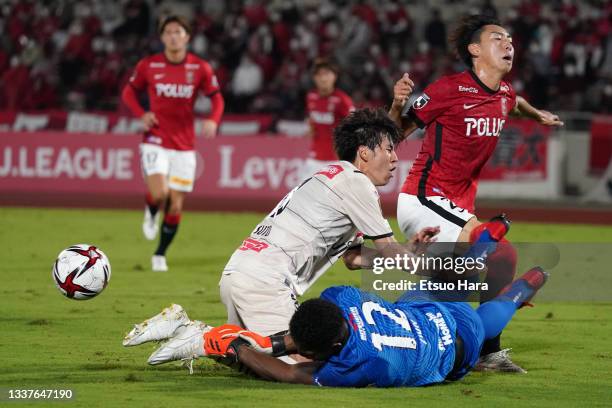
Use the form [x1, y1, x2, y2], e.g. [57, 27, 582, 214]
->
[314, 357, 393, 387]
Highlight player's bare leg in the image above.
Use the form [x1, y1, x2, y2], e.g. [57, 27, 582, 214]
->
[458, 216, 522, 372]
[152, 189, 185, 272]
[457, 217, 480, 243]
[143, 174, 168, 241]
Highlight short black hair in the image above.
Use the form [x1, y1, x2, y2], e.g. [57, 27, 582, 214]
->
[311, 57, 339, 75]
[158, 15, 192, 36]
[289, 298, 345, 355]
[334, 108, 401, 162]
[450, 14, 501, 68]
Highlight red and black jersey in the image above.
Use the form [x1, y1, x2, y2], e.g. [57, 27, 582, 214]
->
[306, 89, 354, 161]
[126, 53, 222, 150]
[401, 70, 517, 213]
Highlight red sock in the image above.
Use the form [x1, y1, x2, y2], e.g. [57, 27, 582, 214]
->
[145, 192, 157, 206]
[155, 213, 182, 256]
[469, 220, 508, 243]
[163, 213, 181, 225]
[482, 238, 517, 302]
[146, 193, 160, 216]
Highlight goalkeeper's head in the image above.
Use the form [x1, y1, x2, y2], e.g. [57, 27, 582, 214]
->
[289, 298, 349, 361]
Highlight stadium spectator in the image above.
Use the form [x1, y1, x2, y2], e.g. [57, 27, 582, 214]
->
[425, 9, 448, 53]
[0, 0, 610, 115]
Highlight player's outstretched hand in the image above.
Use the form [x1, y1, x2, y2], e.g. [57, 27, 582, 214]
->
[204, 324, 243, 356]
[412, 226, 440, 244]
[202, 119, 218, 138]
[141, 112, 158, 131]
[536, 110, 564, 127]
[408, 226, 440, 257]
[237, 330, 273, 354]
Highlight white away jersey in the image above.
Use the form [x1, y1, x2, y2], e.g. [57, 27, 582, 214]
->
[222, 161, 393, 295]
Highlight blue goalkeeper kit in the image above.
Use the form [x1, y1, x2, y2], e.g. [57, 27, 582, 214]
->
[312, 286, 487, 387]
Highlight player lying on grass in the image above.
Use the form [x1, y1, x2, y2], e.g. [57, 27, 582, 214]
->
[388, 14, 563, 372]
[124, 267, 548, 386]
[125, 108, 458, 351]
[123, 108, 512, 365]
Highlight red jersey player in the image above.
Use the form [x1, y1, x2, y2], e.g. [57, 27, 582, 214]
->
[388, 15, 562, 372]
[303, 59, 354, 177]
[121, 15, 224, 272]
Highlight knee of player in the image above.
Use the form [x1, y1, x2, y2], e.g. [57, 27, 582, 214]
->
[462, 218, 482, 242]
[150, 190, 169, 204]
[167, 202, 183, 215]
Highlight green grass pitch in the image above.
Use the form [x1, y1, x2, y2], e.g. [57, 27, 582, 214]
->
[1, 207, 611, 407]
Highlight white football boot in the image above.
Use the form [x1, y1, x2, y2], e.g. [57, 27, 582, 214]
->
[123, 304, 189, 346]
[142, 207, 160, 240]
[148, 321, 212, 373]
[151, 255, 168, 272]
[474, 348, 527, 374]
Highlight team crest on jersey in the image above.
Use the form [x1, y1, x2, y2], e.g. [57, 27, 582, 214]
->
[316, 164, 344, 179]
[412, 93, 430, 110]
[501, 97, 508, 116]
[186, 71, 194, 84]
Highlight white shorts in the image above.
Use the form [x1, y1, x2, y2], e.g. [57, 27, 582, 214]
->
[139, 143, 196, 192]
[397, 193, 475, 243]
[219, 272, 298, 336]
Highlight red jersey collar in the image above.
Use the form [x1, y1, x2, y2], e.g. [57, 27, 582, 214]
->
[467, 69, 499, 95]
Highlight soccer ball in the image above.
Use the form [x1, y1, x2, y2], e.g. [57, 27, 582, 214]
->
[52, 244, 111, 300]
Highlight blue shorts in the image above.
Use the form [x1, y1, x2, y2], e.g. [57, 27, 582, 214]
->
[439, 302, 485, 380]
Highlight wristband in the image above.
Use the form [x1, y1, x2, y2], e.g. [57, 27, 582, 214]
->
[227, 337, 250, 362]
[270, 335, 287, 357]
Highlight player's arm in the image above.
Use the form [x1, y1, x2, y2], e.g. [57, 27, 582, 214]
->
[344, 226, 439, 270]
[121, 61, 158, 131]
[201, 91, 224, 138]
[342, 245, 378, 270]
[510, 95, 564, 126]
[306, 118, 315, 139]
[232, 344, 321, 385]
[206, 327, 319, 384]
[388, 73, 419, 140]
[342, 240, 408, 269]
[200, 62, 225, 138]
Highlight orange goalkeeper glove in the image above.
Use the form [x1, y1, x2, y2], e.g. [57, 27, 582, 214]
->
[236, 330, 272, 354]
[238, 331, 288, 356]
[204, 324, 242, 356]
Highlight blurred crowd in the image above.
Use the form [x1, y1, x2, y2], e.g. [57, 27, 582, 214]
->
[1, 0, 612, 119]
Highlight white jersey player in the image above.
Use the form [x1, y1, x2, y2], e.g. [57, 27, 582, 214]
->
[220, 160, 394, 335]
[123, 109, 439, 365]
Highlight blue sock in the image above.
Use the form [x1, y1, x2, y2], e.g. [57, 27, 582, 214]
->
[476, 300, 518, 339]
[496, 280, 535, 306]
[475, 280, 535, 339]
[463, 229, 498, 262]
